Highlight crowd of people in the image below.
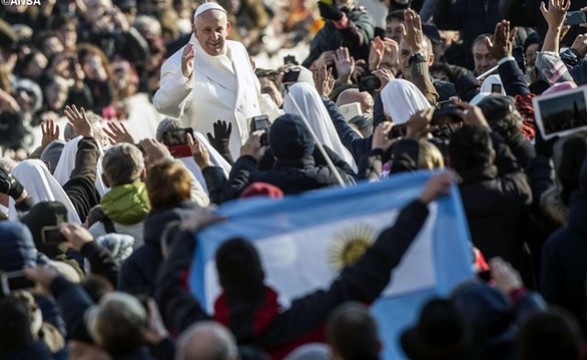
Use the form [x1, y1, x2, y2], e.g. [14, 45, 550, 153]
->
[0, 0, 587, 359]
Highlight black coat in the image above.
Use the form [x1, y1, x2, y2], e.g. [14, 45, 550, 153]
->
[0, 341, 54, 360]
[540, 188, 587, 333]
[118, 201, 199, 295]
[458, 134, 532, 269]
[220, 150, 355, 203]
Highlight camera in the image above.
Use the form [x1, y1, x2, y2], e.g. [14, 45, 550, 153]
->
[1, 271, 36, 296]
[249, 115, 271, 146]
[282, 68, 301, 85]
[358, 74, 382, 93]
[41, 225, 67, 246]
[161, 128, 194, 158]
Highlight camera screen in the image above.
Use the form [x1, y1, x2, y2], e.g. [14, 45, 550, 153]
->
[162, 129, 192, 147]
[536, 90, 587, 135]
[43, 228, 66, 245]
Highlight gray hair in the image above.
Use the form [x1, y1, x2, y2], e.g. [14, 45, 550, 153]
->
[133, 15, 162, 37]
[102, 143, 144, 187]
[156, 118, 182, 142]
[176, 321, 238, 360]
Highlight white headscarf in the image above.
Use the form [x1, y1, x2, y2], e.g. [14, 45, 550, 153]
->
[283, 82, 357, 169]
[53, 136, 109, 196]
[10, 159, 81, 223]
[380, 79, 432, 125]
[480, 74, 506, 95]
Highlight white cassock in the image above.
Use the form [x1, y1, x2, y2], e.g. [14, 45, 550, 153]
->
[153, 35, 266, 157]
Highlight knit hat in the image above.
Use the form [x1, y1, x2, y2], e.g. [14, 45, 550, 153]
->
[96, 234, 135, 263]
[269, 114, 315, 160]
[477, 95, 516, 122]
[0, 221, 38, 272]
[40, 140, 65, 175]
[241, 182, 284, 199]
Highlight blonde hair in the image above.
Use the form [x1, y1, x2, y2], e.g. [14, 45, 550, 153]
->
[417, 140, 445, 170]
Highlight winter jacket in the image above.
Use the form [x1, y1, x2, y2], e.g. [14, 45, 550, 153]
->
[458, 133, 533, 270]
[89, 182, 150, 248]
[0, 341, 54, 360]
[303, 7, 375, 68]
[220, 153, 355, 202]
[118, 201, 200, 295]
[156, 199, 430, 358]
[540, 188, 587, 333]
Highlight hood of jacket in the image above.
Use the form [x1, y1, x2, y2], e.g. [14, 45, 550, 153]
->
[142, 200, 199, 246]
[101, 183, 150, 225]
[0, 221, 40, 272]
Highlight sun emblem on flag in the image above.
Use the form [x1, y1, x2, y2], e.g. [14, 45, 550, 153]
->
[328, 224, 376, 272]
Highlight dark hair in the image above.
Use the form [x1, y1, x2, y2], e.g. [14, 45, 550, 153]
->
[449, 124, 493, 171]
[386, 9, 405, 23]
[430, 62, 456, 83]
[518, 308, 583, 360]
[215, 238, 264, 298]
[34, 31, 61, 51]
[255, 68, 281, 88]
[558, 134, 587, 204]
[81, 275, 114, 303]
[326, 302, 379, 360]
[472, 34, 493, 51]
[0, 296, 32, 352]
[48, 14, 78, 31]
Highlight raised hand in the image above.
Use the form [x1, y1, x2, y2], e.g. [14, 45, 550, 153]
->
[369, 36, 385, 71]
[406, 108, 435, 139]
[41, 119, 60, 147]
[313, 65, 335, 97]
[60, 222, 94, 252]
[404, 9, 424, 53]
[64, 104, 93, 138]
[139, 138, 171, 165]
[540, 0, 571, 30]
[240, 130, 268, 161]
[313, 50, 335, 69]
[489, 257, 523, 294]
[371, 121, 396, 151]
[104, 121, 135, 145]
[181, 43, 195, 78]
[372, 68, 395, 90]
[419, 171, 453, 204]
[486, 20, 518, 61]
[187, 133, 211, 169]
[334, 47, 355, 84]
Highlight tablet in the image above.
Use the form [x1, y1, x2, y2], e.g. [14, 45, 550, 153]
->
[532, 86, 587, 140]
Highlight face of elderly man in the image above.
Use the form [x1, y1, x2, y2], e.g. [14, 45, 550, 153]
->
[194, 9, 231, 56]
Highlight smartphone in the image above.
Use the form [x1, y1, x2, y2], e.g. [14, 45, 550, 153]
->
[431, 106, 463, 126]
[41, 225, 67, 246]
[565, 10, 586, 25]
[283, 55, 297, 66]
[358, 74, 382, 93]
[491, 83, 503, 94]
[1, 271, 36, 296]
[162, 128, 194, 158]
[512, 46, 526, 73]
[249, 115, 271, 146]
[282, 68, 301, 84]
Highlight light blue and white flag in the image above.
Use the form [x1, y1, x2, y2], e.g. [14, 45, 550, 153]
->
[189, 171, 474, 359]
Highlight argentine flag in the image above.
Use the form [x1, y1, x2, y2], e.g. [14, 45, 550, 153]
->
[190, 171, 474, 359]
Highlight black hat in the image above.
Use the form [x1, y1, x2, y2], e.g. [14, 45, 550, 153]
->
[477, 95, 516, 123]
[400, 298, 468, 360]
[422, 23, 442, 44]
[21, 201, 68, 257]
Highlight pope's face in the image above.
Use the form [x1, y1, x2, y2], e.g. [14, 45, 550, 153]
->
[194, 10, 230, 56]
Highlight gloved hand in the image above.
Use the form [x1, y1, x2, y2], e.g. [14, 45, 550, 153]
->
[0, 166, 25, 199]
[318, 0, 343, 21]
[207, 120, 234, 164]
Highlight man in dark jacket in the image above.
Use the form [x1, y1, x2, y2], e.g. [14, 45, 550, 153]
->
[220, 114, 355, 202]
[540, 158, 587, 333]
[157, 172, 453, 358]
[434, 0, 502, 70]
[449, 114, 532, 272]
[303, 0, 375, 69]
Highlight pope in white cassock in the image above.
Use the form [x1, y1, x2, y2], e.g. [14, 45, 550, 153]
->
[153, 2, 264, 157]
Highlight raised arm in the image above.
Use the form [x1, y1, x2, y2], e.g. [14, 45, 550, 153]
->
[153, 44, 195, 118]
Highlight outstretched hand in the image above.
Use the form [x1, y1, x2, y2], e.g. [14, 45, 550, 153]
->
[181, 43, 195, 78]
[486, 20, 518, 61]
[419, 172, 453, 204]
[404, 9, 424, 53]
[64, 104, 93, 138]
[41, 119, 60, 147]
[187, 133, 211, 169]
[313, 65, 335, 97]
[540, 0, 571, 30]
[104, 121, 135, 145]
